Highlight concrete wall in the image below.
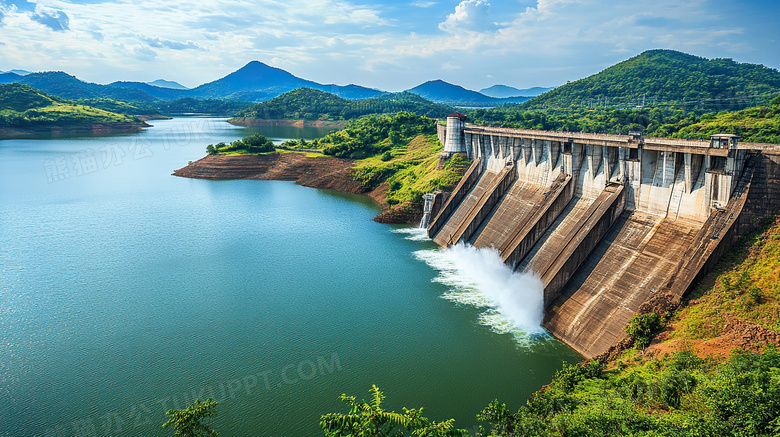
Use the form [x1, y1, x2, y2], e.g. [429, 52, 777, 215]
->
[428, 124, 780, 358]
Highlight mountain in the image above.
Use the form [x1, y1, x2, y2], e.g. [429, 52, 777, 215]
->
[319, 83, 383, 100]
[189, 61, 316, 99]
[147, 79, 188, 90]
[108, 81, 187, 99]
[480, 85, 555, 98]
[0, 72, 22, 83]
[479, 85, 524, 98]
[0, 71, 159, 102]
[521, 49, 780, 111]
[517, 86, 556, 97]
[233, 88, 454, 121]
[189, 61, 382, 101]
[1, 69, 31, 76]
[407, 80, 531, 106]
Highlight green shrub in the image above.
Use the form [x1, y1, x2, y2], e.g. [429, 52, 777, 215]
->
[206, 134, 274, 155]
[625, 312, 664, 349]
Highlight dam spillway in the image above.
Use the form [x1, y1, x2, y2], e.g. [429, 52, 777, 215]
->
[428, 118, 780, 358]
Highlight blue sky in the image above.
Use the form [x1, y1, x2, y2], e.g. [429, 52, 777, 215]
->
[0, 0, 778, 92]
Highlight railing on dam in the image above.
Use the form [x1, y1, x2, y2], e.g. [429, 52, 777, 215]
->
[463, 124, 780, 155]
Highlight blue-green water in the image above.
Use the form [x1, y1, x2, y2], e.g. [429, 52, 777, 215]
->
[0, 117, 579, 436]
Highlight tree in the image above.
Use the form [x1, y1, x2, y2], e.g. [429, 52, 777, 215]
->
[320, 385, 467, 437]
[625, 312, 664, 349]
[162, 397, 218, 437]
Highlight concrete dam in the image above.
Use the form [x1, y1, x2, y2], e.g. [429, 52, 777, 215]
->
[427, 113, 780, 358]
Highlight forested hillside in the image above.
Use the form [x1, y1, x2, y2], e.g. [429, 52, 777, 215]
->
[522, 50, 780, 111]
[232, 88, 454, 121]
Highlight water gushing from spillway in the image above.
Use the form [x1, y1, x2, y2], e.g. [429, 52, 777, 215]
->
[412, 242, 547, 344]
[419, 193, 435, 228]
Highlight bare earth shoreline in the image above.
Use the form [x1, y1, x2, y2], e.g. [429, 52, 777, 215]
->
[0, 122, 150, 140]
[172, 153, 423, 225]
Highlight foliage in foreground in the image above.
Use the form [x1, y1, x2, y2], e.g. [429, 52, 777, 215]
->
[162, 397, 218, 437]
[477, 348, 780, 436]
[206, 133, 275, 155]
[321, 385, 467, 437]
[320, 349, 780, 436]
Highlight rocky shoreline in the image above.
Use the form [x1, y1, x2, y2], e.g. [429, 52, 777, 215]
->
[0, 121, 150, 139]
[172, 153, 423, 225]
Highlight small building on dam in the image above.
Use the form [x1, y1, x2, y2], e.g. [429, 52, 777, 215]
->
[429, 114, 780, 358]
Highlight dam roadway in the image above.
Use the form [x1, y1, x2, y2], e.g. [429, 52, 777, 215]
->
[429, 116, 780, 358]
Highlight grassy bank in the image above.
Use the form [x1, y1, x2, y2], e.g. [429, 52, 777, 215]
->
[0, 83, 143, 127]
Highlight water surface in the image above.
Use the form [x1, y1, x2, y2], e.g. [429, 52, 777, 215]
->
[0, 117, 579, 436]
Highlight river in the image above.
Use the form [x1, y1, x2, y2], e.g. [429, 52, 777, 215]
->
[0, 117, 579, 436]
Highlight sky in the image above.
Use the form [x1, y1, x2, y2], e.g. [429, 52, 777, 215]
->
[0, 0, 778, 92]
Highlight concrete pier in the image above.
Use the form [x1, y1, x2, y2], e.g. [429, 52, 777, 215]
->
[429, 122, 780, 358]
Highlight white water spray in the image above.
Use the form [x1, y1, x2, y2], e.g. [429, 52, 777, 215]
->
[391, 227, 432, 241]
[414, 243, 547, 343]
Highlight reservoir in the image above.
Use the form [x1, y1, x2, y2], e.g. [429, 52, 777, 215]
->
[0, 117, 579, 436]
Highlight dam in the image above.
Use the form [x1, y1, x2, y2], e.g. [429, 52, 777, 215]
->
[428, 113, 780, 358]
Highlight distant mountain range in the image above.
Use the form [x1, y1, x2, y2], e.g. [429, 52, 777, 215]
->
[408, 80, 532, 106]
[3, 49, 775, 113]
[0, 69, 31, 76]
[148, 79, 188, 90]
[0, 61, 544, 106]
[479, 85, 555, 98]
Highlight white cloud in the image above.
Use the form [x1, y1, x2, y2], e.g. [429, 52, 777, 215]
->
[0, 0, 775, 92]
[439, 0, 495, 33]
[133, 45, 156, 61]
[141, 36, 202, 51]
[31, 9, 69, 31]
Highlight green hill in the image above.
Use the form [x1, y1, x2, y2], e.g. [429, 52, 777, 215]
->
[522, 49, 780, 112]
[0, 83, 144, 131]
[75, 97, 160, 116]
[667, 97, 780, 143]
[232, 88, 454, 122]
